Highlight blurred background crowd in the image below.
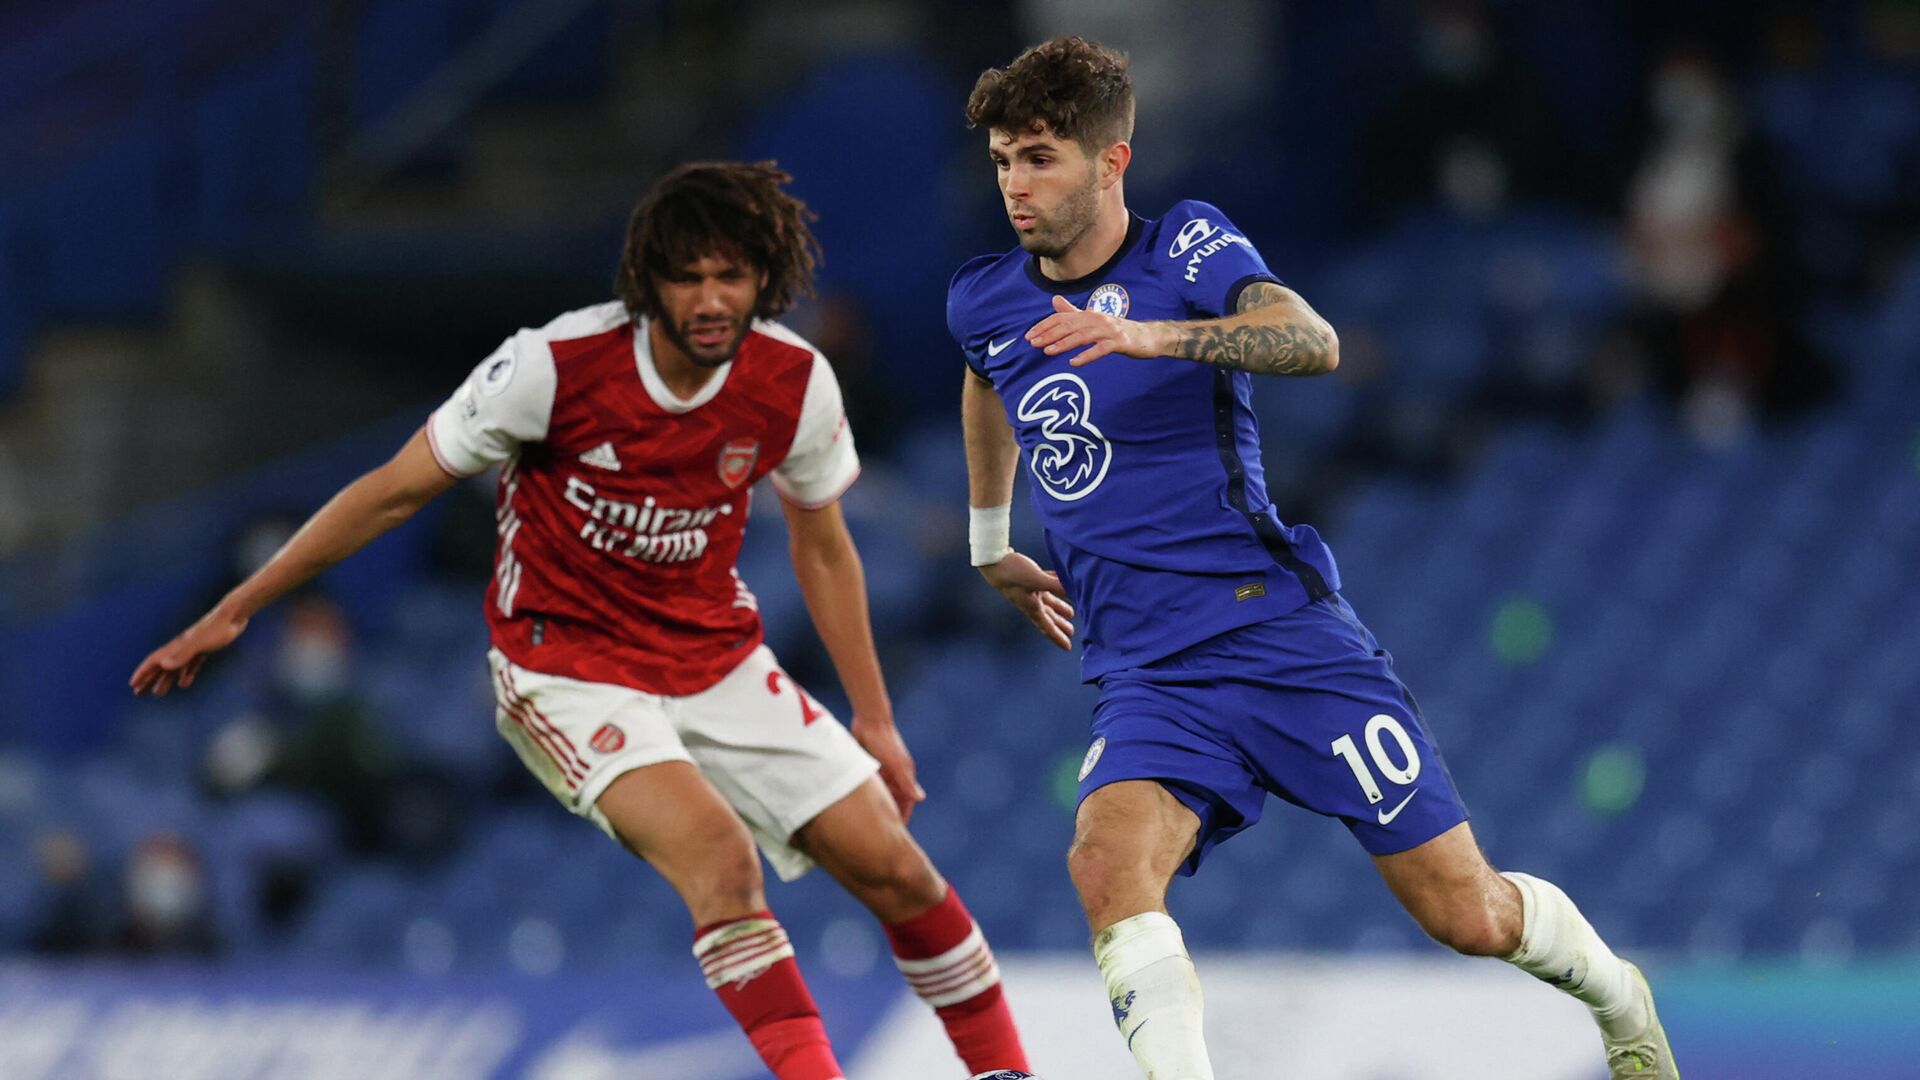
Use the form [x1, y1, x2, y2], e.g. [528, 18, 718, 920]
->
[1, 0, 1917, 990]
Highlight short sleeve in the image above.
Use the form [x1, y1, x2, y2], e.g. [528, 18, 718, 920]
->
[771, 353, 860, 508]
[948, 255, 994, 382]
[1167, 201, 1282, 319]
[425, 330, 557, 477]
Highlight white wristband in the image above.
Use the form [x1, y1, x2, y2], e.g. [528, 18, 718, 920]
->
[969, 503, 1012, 566]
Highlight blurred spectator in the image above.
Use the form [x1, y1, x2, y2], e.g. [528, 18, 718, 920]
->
[428, 471, 504, 582]
[27, 827, 115, 956]
[1359, 0, 1583, 225]
[205, 713, 280, 795]
[1022, 0, 1272, 188]
[266, 596, 403, 853]
[1622, 46, 1829, 446]
[200, 594, 460, 859]
[1868, 0, 1920, 63]
[0, 441, 28, 553]
[783, 291, 892, 454]
[1751, 2, 1920, 297]
[115, 832, 221, 958]
[8, 0, 1918, 973]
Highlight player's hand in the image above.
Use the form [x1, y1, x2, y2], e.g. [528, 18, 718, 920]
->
[129, 604, 250, 696]
[1027, 294, 1174, 367]
[979, 550, 1076, 651]
[851, 714, 926, 823]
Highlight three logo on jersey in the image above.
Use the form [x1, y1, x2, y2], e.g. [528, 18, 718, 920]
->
[991, 218, 1244, 502]
[1017, 373, 1113, 501]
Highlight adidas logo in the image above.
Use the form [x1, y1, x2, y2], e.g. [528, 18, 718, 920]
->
[578, 442, 622, 471]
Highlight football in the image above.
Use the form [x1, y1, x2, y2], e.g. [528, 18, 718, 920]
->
[967, 1073, 1040, 1080]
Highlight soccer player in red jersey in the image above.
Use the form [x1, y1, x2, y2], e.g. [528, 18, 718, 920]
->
[132, 162, 1028, 1080]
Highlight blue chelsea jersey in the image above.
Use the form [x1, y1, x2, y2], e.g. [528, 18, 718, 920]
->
[949, 200, 1341, 680]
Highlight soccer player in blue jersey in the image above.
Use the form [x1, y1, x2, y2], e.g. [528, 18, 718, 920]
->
[950, 37, 1678, 1080]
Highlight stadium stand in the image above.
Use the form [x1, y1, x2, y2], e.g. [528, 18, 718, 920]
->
[3, 0, 1917, 985]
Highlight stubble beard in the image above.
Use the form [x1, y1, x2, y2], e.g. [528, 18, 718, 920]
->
[660, 311, 752, 368]
[1017, 173, 1102, 261]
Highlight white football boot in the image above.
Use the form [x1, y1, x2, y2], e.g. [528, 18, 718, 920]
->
[1602, 963, 1679, 1078]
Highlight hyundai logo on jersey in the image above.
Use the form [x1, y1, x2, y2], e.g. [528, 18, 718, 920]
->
[1167, 216, 1216, 258]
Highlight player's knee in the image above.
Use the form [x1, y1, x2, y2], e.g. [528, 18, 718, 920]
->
[1066, 834, 1153, 907]
[849, 841, 945, 917]
[668, 819, 765, 917]
[1423, 901, 1519, 957]
[888, 846, 947, 907]
[1064, 835, 1103, 893]
[690, 850, 764, 918]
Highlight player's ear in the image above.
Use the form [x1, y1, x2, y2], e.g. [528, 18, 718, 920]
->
[1099, 141, 1132, 188]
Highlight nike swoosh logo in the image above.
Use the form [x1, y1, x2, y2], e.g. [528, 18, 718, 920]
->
[1377, 790, 1418, 825]
[986, 337, 1015, 356]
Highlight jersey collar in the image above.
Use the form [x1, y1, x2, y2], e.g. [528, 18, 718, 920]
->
[1023, 213, 1145, 295]
[632, 316, 733, 413]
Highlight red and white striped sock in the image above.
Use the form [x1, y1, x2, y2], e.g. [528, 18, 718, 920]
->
[884, 887, 1029, 1074]
[695, 912, 844, 1080]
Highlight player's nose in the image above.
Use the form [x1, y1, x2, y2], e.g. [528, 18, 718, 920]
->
[693, 280, 730, 313]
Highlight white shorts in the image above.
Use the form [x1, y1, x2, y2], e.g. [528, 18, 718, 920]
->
[488, 645, 879, 881]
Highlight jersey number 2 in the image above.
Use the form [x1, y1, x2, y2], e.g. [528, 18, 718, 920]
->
[767, 671, 823, 726]
[1330, 714, 1421, 805]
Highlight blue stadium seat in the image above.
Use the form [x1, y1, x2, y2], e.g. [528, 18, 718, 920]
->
[14, 10, 1920, 967]
[289, 864, 415, 965]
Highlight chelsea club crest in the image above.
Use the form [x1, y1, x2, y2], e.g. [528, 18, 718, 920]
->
[1087, 282, 1130, 318]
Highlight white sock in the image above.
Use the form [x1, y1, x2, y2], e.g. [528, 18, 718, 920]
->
[1092, 912, 1215, 1080]
[1501, 872, 1647, 1038]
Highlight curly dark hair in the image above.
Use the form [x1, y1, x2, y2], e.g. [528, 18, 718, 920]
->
[965, 36, 1134, 152]
[614, 161, 821, 321]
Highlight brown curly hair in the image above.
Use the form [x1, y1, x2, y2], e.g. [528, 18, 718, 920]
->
[614, 161, 821, 321]
[965, 36, 1134, 152]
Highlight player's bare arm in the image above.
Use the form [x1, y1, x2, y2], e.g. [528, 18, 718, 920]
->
[1165, 281, 1340, 375]
[962, 370, 1077, 651]
[781, 497, 926, 820]
[1029, 282, 1340, 375]
[129, 427, 460, 696]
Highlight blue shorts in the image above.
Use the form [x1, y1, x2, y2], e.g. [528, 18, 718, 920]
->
[1078, 593, 1468, 874]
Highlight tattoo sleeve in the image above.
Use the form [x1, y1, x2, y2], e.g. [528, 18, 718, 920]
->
[1163, 281, 1336, 376]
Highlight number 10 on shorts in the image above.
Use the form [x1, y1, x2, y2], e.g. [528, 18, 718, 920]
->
[1330, 714, 1422, 805]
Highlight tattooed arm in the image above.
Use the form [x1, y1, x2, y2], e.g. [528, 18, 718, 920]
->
[1161, 281, 1339, 376]
[1026, 282, 1340, 375]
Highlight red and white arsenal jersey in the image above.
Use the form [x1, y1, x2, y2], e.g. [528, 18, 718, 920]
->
[426, 301, 860, 696]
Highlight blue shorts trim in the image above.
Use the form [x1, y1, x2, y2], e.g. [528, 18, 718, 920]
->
[1077, 594, 1468, 874]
